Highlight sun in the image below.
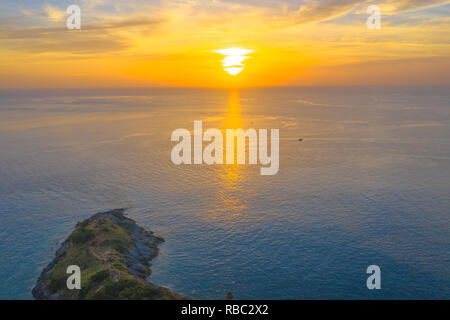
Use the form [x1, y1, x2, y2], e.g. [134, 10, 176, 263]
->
[214, 48, 253, 76]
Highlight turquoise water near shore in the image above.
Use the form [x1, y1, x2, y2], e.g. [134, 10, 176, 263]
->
[0, 87, 449, 299]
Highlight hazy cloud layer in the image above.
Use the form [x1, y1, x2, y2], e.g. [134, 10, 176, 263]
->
[0, 0, 448, 54]
[382, 0, 450, 13]
[0, 0, 448, 87]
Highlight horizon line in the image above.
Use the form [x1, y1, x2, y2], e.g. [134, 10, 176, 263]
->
[1, 84, 449, 91]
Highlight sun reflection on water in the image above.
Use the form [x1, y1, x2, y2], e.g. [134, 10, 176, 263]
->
[209, 91, 247, 221]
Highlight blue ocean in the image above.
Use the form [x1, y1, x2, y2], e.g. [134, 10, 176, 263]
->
[0, 87, 448, 299]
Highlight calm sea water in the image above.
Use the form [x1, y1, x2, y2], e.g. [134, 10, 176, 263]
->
[0, 87, 448, 299]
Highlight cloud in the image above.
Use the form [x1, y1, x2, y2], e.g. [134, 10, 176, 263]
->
[381, 0, 450, 14]
[291, 0, 364, 23]
[269, 0, 450, 27]
[265, 0, 366, 27]
[0, 15, 165, 38]
[0, 0, 449, 83]
[43, 3, 66, 22]
[0, 14, 166, 54]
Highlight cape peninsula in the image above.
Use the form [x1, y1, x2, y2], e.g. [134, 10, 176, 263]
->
[32, 209, 187, 300]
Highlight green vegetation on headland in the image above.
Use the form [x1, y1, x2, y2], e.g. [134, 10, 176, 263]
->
[32, 209, 187, 300]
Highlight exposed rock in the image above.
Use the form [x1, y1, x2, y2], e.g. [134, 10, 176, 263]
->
[32, 209, 188, 300]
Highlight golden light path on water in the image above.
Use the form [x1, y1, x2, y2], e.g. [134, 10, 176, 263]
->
[209, 91, 247, 222]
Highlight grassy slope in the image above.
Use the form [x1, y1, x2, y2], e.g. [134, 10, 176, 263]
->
[44, 215, 183, 300]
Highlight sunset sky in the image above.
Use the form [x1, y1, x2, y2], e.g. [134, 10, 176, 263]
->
[1, 0, 449, 88]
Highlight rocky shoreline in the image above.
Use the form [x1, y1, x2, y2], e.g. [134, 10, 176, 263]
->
[32, 209, 187, 300]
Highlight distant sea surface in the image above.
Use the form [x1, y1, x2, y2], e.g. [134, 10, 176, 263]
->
[0, 87, 449, 299]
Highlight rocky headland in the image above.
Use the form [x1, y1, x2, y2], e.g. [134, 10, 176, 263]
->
[32, 209, 187, 300]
